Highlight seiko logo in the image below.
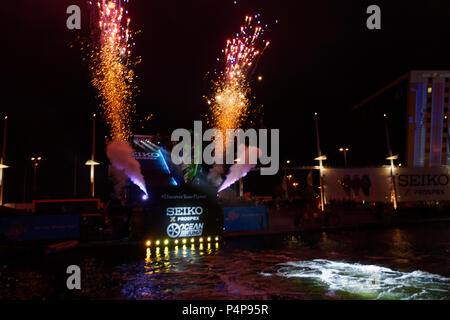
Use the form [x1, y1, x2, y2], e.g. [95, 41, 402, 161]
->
[397, 174, 449, 187]
[166, 207, 203, 216]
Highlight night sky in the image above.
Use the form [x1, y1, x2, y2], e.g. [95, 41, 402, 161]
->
[2, 0, 450, 201]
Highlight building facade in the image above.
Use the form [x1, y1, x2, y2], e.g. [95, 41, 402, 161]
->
[406, 70, 450, 167]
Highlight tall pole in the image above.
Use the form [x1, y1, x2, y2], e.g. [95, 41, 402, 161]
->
[239, 177, 243, 198]
[339, 147, 349, 167]
[90, 114, 96, 197]
[23, 165, 27, 203]
[284, 160, 290, 199]
[384, 114, 398, 210]
[344, 149, 347, 167]
[33, 160, 37, 200]
[73, 154, 78, 197]
[31, 157, 42, 200]
[0, 115, 7, 205]
[315, 113, 325, 211]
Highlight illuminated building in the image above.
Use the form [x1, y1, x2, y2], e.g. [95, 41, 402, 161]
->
[352, 70, 450, 167]
[406, 71, 450, 167]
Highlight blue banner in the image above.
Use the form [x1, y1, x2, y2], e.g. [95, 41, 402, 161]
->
[223, 206, 267, 232]
[0, 215, 80, 241]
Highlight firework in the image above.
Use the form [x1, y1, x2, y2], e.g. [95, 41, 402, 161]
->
[89, 0, 147, 197]
[208, 14, 270, 136]
[91, 0, 136, 142]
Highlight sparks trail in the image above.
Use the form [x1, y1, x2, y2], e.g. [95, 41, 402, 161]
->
[90, 0, 136, 141]
[89, 0, 147, 197]
[205, 15, 270, 193]
[207, 14, 270, 137]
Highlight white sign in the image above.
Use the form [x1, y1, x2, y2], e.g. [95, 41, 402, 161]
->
[323, 168, 393, 202]
[395, 167, 450, 202]
[166, 206, 204, 238]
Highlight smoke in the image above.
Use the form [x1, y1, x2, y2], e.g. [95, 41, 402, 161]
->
[218, 144, 260, 192]
[208, 164, 224, 188]
[106, 140, 148, 197]
[109, 166, 128, 198]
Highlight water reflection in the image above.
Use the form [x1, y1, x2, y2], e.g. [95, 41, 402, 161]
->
[2, 224, 450, 300]
[390, 228, 414, 264]
[120, 243, 222, 299]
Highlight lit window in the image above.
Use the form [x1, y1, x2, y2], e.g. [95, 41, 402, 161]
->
[428, 87, 432, 94]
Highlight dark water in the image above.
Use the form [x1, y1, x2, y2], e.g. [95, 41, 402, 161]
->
[1, 223, 450, 300]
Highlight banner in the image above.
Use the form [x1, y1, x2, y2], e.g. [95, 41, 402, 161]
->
[0, 214, 80, 241]
[395, 167, 450, 202]
[322, 168, 393, 202]
[223, 206, 267, 232]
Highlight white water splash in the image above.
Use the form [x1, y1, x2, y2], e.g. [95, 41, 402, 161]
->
[263, 259, 450, 300]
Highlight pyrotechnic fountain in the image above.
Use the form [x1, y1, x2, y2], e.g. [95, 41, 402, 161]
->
[217, 145, 261, 192]
[90, 0, 148, 198]
[208, 14, 269, 135]
[207, 14, 270, 192]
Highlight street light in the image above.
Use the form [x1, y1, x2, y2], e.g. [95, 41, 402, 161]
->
[284, 160, 291, 198]
[386, 154, 399, 210]
[0, 115, 8, 205]
[339, 147, 349, 167]
[284, 175, 294, 199]
[85, 113, 99, 197]
[384, 114, 398, 210]
[314, 112, 326, 211]
[31, 156, 42, 200]
[314, 155, 327, 161]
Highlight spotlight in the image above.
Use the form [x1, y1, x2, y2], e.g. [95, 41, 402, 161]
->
[182, 239, 187, 244]
[207, 237, 211, 242]
[145, 240, 151, 247]
[191, 238, 195, 243]
[215, 236, 219, 241]
[155, 240, 160, 246]
[174, 239, 179, 244]
[142, 194, 148, 200]
[164, 239, 169, 245]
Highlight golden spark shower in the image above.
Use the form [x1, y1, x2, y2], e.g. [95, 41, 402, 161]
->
[91, 0, 135, 141]
[89, 0, 148, 197]
[208, 14, 270, 135]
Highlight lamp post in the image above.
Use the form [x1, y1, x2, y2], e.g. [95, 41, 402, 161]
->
[314, 112, 326, 211]
[384, 114, 398, 210]
[0, 115, 8, 206]
[284, 160, 291, 199]
[339, 147, 349, 167]
[31, 156, 42, 200]
[85, 114, 99, 198]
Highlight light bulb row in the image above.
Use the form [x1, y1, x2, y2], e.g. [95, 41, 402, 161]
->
[145, 236, 220, 247]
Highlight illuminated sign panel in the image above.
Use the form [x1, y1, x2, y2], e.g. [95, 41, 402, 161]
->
[395, 167, 450, 201]
[143, 186, 223, 240]
[166, 206, 204, 238]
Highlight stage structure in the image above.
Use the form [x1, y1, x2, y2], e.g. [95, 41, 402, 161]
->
[130, 135, 223, 247]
